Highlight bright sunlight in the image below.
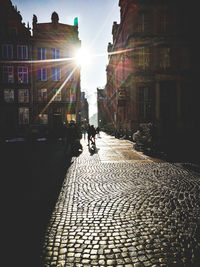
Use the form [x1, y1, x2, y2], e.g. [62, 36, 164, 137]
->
[75, 47, 92, 67]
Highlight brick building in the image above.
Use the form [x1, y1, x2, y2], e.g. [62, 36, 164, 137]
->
[32, 12, 81, 129]
[0, 0, 82, 139]
[97, 87, 107, 130]
[80, 91, 89, 127]
[105, 0, 199, 146]
[0, 0, 32, 138]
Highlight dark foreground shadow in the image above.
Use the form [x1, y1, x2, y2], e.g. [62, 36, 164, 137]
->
[1, 140, 72, 267]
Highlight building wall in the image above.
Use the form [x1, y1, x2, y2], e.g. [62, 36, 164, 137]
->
[32, 13, 81, 128]
[80, 91, 89, 127]
[0, 2, 82, 139]
[0, 0, 32, 138]
[105, 0, 200, 143]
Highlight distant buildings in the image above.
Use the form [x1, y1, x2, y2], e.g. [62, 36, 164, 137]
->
[103, 0, 200, 145]
[0, 0, 82, 139]
[97, 87, 107, 129]
[80, 91, 89, 127]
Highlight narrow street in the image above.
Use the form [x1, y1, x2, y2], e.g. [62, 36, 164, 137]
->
[41, 132, 200, 266]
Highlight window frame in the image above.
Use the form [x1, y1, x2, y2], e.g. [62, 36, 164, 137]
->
[3, 65, 14, 83]
[52, 88, 61, 101]
[4, 89, 14, 103]
[38, 88, 47, 102]
[18, 107, 29, 125]
[18, 89, 29, 103]
[38, 68, 47, 81]
[52, 68, 61, 81]
[2, 44, 13, 59]
[37, 48, 46, 60]
[18, 66, 28, 84]
[17, 45, 28, 59]
[51, 48, 60, 59]
[160, 47, 170, 70]
[138, 87, 152, 120]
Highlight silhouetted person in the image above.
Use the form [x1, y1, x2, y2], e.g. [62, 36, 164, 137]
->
[87, 125, 96, 147]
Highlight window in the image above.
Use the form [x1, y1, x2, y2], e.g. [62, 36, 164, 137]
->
[2, 44, 13, 59]
[38, 68, 47, 81]
[160, 47, 170, 69]
[18, 107, 29, 124]
[18, 89, 29, 103]
[138, 87, 152, 120]
[17, 45, 28, 59]
[37, 48, 46, 60]
[18, 67, 28, 83]
[4, 89, 14, 102]
[66, 70, 74, 81]
[3, 65, 14, 83]
[159, 11, 170, 33]
[67, 114, 76, 123]
[52, 88, 61, 101]
[39, 114, 48, 124]
[38, 88, 47, 102]
[137, 13, 149, 33]
[51, 48, 60, 59]
[52, 68, 61, 81]
[138, 47, 149, 70]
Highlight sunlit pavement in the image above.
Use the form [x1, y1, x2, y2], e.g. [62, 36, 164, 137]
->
[42, 132, 200, 266]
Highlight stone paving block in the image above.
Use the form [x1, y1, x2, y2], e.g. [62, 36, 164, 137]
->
[41, 133, 200, 266]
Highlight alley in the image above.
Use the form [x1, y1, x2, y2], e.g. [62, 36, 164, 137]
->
[42, 133, 200, 266]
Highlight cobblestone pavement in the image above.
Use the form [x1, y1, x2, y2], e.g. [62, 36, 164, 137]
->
[41, 133, 200, 266]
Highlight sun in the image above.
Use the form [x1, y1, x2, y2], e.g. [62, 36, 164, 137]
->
[75, 47, 91, 67]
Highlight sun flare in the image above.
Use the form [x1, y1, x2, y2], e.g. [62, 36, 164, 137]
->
[75, 47, 91, 67]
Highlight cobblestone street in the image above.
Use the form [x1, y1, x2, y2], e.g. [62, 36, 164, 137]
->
[42, 133, 200, 267]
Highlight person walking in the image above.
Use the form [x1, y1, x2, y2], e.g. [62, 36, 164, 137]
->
[87, 125, 96, 147]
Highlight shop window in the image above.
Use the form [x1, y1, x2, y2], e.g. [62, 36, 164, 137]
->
[18, 107, 29, 125]
[39, 114, 48, 124]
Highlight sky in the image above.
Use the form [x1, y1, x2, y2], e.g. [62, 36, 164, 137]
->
[13, 0, 120, 117]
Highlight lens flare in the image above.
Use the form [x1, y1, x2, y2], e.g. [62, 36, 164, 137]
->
[75, 47, 91, 67]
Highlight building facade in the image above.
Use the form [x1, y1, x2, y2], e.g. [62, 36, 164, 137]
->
[80, 91, 89, 127]
[97, 87, 107, 130]
[32, 12, 81, 129]
[0, 0, 32, 138]
[0, 0, 82, 139]
[105, 0, 199, 145]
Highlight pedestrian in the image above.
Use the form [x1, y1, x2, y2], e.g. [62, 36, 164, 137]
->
[87, 124, 92, 146]
[87, 124, 96, 147]
[91, 125, 96, 145]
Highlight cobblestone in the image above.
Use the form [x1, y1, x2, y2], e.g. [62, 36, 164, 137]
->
[42, 133, 200, 266]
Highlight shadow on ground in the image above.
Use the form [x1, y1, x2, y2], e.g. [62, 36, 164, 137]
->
[1, 140, 72, 267]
